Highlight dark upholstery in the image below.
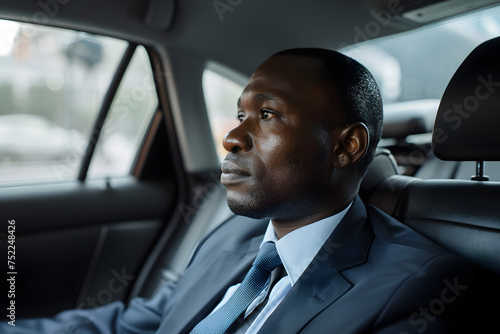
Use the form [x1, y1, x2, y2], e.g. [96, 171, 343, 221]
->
[359, 148, 399, 202]
[370, 176, 500, 274]
[433, 36, 500, 161]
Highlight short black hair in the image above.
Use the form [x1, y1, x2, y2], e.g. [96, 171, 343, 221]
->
[273, 48, 383, 175]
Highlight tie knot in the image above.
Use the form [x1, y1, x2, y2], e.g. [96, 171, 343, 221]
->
[253, 242, 282, 272]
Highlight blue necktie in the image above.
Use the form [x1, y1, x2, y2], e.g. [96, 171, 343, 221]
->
[190, 242, 282, 334]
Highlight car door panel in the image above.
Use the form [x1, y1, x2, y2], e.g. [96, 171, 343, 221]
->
[0, 177, 175, 318]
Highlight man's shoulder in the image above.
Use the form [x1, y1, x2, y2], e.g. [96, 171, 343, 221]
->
[346, 203, 473, 305]
[364, 203, 467, 267]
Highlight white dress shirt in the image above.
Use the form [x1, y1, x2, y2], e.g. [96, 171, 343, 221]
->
[210, 202, 352, 333]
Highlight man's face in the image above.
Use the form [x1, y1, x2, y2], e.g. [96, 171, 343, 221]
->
[221, 55, 345, 220]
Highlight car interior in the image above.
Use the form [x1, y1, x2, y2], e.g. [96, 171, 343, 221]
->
[0, 0, 499, 332]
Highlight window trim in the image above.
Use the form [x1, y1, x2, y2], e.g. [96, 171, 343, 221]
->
[77, 42, 138, 182]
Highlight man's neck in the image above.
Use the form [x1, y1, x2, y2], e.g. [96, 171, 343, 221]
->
[271, 200, 352, 239]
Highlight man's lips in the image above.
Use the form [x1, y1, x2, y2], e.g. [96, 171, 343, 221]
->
[221, 161, 250, 176]
[220, 161, 251, 184]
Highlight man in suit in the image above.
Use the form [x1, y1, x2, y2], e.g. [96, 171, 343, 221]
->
[2, 48, 472, 333]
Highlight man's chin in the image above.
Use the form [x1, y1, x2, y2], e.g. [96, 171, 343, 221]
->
[226, 198, 269, 220]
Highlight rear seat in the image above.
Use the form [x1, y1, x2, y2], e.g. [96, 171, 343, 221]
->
[365, 36, 500, 332]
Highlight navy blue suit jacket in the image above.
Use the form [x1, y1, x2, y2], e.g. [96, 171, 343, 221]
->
[1, 197, 473, 333]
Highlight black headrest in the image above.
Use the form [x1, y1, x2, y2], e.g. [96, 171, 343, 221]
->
[433, 36, 500, 161]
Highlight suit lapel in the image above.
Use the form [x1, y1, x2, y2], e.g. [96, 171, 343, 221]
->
[157, 234, 262, 334]
[260, 196, 374, 333]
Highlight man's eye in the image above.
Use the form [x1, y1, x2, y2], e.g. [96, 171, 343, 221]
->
[261, 110, 276, 120]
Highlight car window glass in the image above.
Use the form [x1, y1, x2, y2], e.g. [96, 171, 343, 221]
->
[87, 46, 158, 178]
[203, 68, 242, 161]
[0, 20, 127, 184]
[340, 7, 500, 114]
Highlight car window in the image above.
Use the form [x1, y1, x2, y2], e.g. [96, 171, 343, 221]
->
[87, 46, 158, 178]
[203, 68, 243, 161]
[0, 20, 156, 184]
[340, 7, 500, 115]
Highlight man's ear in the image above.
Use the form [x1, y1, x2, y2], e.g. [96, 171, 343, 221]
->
[332, 122, 369, 169]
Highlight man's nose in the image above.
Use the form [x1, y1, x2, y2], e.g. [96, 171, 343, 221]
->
[222, 122, 253, 153]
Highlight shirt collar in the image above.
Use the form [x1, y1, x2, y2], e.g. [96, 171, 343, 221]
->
[260, 202, 352, 286]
